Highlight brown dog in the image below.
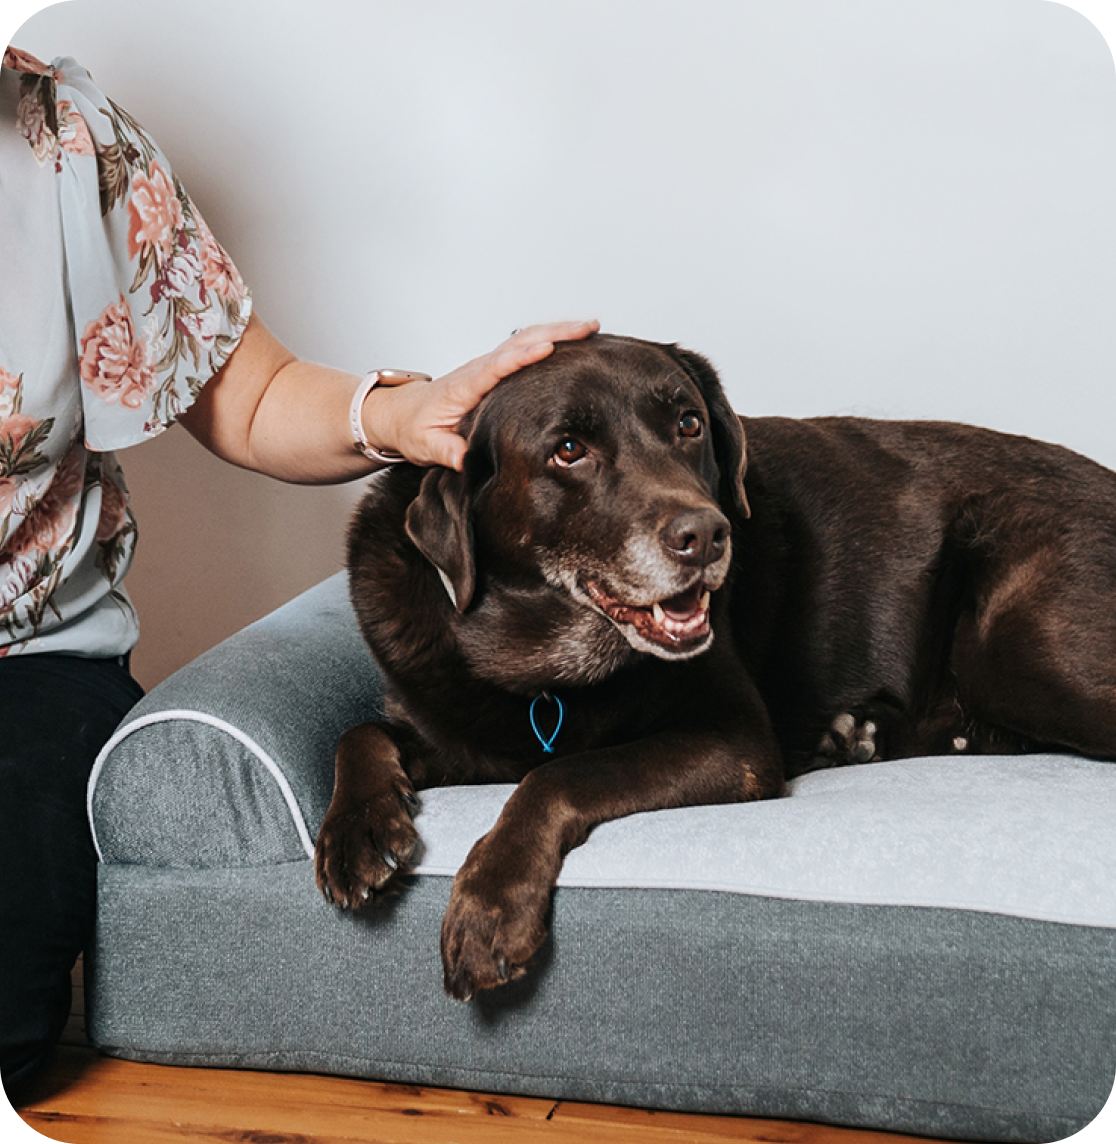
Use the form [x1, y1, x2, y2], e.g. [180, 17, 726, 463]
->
[315, 333, 1116, 1000]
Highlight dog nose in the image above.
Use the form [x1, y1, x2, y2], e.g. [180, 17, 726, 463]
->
[660, 507, 729, 567]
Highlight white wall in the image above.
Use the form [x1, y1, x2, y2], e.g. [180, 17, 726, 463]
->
[7, 0, 1116, 686]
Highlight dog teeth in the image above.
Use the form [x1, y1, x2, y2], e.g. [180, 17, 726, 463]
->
[650, 592, 712, 635]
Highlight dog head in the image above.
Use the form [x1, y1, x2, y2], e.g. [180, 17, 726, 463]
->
[405, 334, 748, 673]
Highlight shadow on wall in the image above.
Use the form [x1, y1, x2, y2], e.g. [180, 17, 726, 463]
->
[121, 427, 362, 690]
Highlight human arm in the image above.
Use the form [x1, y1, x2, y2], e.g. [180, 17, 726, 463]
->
[178, 314, 600, 483]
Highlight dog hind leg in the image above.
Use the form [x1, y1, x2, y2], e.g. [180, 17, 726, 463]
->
[950, 564, 1116, 761]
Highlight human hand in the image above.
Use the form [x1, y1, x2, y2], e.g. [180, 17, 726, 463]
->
[361, 319, 600, 470]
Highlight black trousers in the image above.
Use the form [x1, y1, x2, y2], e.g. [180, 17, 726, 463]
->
[0, 654, 142, 1098]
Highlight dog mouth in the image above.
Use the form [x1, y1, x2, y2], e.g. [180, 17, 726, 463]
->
[582, 578, 712, 653]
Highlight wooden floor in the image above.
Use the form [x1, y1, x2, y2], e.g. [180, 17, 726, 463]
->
[9, 960, 945, 1144]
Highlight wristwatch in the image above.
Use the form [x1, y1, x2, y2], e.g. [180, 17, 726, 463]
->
[349, 369, 432, 465]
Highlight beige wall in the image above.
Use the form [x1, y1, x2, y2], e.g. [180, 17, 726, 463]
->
[119, 429, 362, 690]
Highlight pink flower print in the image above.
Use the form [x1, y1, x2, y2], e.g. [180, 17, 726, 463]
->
[95, 473, 130, 544]
[162, 244, 203, 299]
[126, 162, 184, 261]
[0, 368, 20, 420]
[80, 297, 157, 410]
[16, 90, 56, 165]
[17, 498, 77, 556]
[178, 306, 221, 351]
[0, 413, 36, 453]
[193, 207, 246, 301]
[52, 447, 86, 501]
[10, 450, 84, 557]
[9, 492, 74, 558]
[56, 100, 94, 156]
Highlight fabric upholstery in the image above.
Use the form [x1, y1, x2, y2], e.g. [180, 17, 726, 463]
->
[86, 572, 1116, 1141]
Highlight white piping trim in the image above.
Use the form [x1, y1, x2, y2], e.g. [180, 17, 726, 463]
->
[87, 709, 316, 862]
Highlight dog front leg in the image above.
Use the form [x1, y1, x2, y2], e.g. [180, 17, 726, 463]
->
[314, 721, 423, 909]
[440, 731, 782, 999]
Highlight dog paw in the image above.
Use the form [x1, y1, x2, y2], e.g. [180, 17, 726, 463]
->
[440, 859, 550, 1001]
[314, 783, 420, 909]
[815, 711, 879, 765]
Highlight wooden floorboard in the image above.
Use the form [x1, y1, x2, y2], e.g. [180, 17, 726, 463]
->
[10, 1046, 944, 1144]
[16, 1050, 550, 1144]
[6, 957, 945, 1144]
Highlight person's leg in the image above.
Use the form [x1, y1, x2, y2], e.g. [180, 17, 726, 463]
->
[0, 655, 142, 1099]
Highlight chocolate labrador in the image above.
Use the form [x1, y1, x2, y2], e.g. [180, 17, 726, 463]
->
[316, 334, 1116, 1000]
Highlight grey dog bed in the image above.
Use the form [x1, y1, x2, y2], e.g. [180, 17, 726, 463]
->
[86, 572, 1116, 1141]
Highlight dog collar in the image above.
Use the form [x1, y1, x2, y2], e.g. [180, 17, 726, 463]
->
[529, 692, 564, 754]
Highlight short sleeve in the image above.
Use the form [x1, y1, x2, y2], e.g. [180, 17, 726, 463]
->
[49, 57, 252, 452]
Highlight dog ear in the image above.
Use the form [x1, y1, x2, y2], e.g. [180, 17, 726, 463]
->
[669, 345, 751, 519]
[405, 467, 477, 612]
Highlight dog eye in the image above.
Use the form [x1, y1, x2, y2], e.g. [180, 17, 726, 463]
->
[678, 412, 704, 438]
[553, 438, 587, 467]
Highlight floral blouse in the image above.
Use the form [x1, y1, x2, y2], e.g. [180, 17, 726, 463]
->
[0, 47, 251, 658]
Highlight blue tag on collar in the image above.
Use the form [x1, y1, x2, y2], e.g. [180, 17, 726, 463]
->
[529, 692, 564, 754]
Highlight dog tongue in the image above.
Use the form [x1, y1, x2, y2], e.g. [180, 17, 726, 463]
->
[660, 584, 703, 620]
